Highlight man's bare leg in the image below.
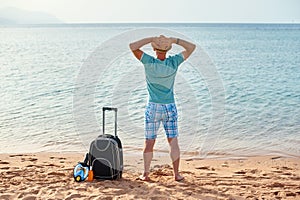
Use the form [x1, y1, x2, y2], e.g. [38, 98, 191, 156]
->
[140, 139, 156, 181]
[167, 137, 184, 181]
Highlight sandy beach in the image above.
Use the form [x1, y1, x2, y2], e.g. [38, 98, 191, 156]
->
[0, 152, 299, 200]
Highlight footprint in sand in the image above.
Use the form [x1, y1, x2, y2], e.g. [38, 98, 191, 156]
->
[9, 154, 26, 157]
[196, 166, 211, 170]
[206, 172, 217, 176]
[20, 195, 37, 200]
[268, 182, 285, 187]
[21, 158, 38, 162]
[26, 165, 43, 168]
[65, 193, 86, 200]
[50, 156, 66, 160]
[28, 158, 38, 162]
[47, 171, 65, 176]
[45, 163, 60, 167]
[0, 167, 10, 170]
[234, 170, 247, 175]
[181, 170, 194, 175]
[291, 176, 300, 180]
[280, 166, 293, 170]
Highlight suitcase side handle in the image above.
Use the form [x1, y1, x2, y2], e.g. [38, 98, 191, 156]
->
[102, 107, 118, 136]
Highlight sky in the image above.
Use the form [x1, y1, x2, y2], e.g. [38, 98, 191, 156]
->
[0, 0, 299, 23]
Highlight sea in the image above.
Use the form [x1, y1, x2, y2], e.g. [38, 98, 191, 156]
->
[0, 23, 299, 159]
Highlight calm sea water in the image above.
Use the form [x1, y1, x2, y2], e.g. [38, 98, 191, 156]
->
[0, 23, 299, 158]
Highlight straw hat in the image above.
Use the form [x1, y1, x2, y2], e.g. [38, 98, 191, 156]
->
[151, 35, 172, 52]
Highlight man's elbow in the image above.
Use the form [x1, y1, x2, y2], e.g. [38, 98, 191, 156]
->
[190, 44, 196, 53]
[183, 44, 196, 60]
[129, 43, 136, 51]
[187, 44, 196, 55]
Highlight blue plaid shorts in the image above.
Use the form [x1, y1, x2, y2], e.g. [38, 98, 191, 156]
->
[144, 102, 178, 139]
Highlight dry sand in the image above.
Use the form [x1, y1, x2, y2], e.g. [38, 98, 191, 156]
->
[0, 152, 299, 200]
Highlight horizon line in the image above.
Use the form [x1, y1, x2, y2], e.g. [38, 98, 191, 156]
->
[1, 21, 300, 26]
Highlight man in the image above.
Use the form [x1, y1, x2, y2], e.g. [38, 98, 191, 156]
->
[129, 35, 195, 181]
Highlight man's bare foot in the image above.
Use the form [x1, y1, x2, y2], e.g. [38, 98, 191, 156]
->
[175, 174, 184, 182]
[138, 175, 151, 181]
[138, 172, 151, 181]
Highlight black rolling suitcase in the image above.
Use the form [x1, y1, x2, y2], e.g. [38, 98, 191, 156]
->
[88, 107, 123, 180]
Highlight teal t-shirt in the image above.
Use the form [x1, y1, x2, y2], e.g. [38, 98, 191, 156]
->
[140, 52, 184, 104]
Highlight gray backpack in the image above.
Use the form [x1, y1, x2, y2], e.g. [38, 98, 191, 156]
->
[88, 107, 123, 180]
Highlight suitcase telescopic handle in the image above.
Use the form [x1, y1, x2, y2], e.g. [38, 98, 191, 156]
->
[102, 107, 118, 136]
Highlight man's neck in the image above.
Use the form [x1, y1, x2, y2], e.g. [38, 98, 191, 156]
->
[157, 53, 166, 61]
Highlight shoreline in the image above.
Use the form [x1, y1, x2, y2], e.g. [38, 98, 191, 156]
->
[1, 152, 299, 199]
[2, 146, 299, 160]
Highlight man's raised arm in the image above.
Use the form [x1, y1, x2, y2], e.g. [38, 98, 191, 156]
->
[170, 37, 196, 60]
[129, 37, 154, 60]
